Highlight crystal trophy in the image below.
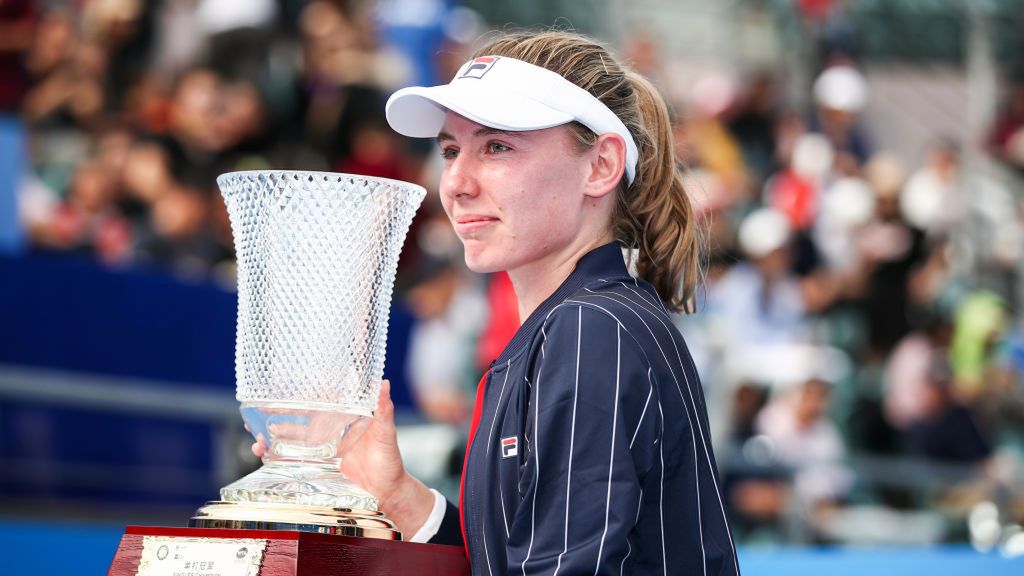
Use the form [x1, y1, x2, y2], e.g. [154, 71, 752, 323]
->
[191, 171, 425, 539]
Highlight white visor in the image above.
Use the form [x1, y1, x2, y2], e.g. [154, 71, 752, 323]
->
[386, 56, 639, 185]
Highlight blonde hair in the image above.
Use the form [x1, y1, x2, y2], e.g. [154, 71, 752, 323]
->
[473, 31, 703, 313]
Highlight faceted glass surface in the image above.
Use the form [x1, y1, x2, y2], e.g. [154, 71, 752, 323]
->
[217, 171, 425, 510]
[220, 171, 425, 413]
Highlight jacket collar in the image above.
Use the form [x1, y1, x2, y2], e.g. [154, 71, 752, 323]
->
[493, 242, 628, 367]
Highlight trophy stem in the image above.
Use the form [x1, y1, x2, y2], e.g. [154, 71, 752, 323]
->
[220, 460, 378, 511]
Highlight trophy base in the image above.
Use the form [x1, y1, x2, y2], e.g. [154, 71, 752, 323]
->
[220, 461, 379, 510]
[109, 525, 468, 576]
[190, 501, 401, 540]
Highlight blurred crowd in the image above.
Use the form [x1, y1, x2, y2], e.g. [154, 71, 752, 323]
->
[1, 0, 474, 281]
[3, 0, 1024, 549]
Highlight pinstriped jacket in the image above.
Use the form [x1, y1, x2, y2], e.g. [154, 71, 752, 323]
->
[434, 242, 739, 575]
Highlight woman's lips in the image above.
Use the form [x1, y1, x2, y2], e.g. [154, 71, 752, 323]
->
[454, 215, 499, 236]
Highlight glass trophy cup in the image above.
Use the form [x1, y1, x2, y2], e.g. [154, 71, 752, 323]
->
[190, 171, 425, 539]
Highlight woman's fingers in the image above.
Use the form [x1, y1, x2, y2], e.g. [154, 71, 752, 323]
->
[251, 432, 268, 458]
[369, 381, 400, 447]
[337, 416, 370, 456]
[338, 382, 393, 457]
[376, 380, 394, 423]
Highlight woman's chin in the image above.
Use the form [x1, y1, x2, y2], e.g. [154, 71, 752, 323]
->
[462, 250, 507, 274]
[464, 259, 503, 274]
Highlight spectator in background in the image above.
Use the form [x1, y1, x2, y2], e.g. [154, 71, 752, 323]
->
[728, 72, 781, 187]
[151, 0, 206, 76]
[812, 175, 875, 278]
[707, 207, 809, 354]
[215, 79, 271, 160]
[81, 0, 154, 111]
[905, 356, 991, 464]
[851, 152, 926, 359]
[31, 159, 132, 264]
[811, 63, 871, 170]
[885, 313, 954, 432]
[120, 138, 175, 223]
[951, 292, 1008, 403]
[22, 11, 108, 132]
[403, 253, 486, 425]
[902, 139, 962, 237]
[988, 78, 1024, 174]
[675, 73, 750, 205]
[160, 68, 226, 186]
[726, 377, 851, 542]
[196, 0, 276, 81]
[332, 117, 408, 181]
[765, 132, 832, 275]
[22, 7, 74, 104]
[293, 0, 406, 164]
[0, 0, 37, 113]
[757, 378, 852, 510]
[134, 181, 226, 276]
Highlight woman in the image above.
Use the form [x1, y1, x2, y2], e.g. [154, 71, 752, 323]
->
[340, 31, 738, 575]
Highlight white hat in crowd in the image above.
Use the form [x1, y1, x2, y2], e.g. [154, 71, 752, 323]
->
[813, 65, 868, 113]
[738, 207, 791, 259]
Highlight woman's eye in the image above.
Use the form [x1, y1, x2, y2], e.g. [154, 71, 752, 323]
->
[440, 147, 458, 160]
[487, 142, 511, 154]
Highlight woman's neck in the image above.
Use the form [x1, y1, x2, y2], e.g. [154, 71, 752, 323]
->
[508, 233, 614, 323]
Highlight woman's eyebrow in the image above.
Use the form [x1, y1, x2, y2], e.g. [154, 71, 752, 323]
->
[474, 127, 520, 138]
[436, 127, 524, 145]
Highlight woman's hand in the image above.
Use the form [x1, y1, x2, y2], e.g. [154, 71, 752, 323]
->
[338, 381, 435, 532]
[249, 381, 436, 536]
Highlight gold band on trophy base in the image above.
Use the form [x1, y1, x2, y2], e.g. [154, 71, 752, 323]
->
[190, 501, 401, 540]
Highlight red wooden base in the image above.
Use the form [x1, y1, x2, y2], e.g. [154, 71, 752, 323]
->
[107, 526, 470, 576]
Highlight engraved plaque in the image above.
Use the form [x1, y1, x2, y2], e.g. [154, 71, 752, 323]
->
[137, 536, 267, 576]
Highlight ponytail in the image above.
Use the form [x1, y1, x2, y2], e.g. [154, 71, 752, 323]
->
[475, 31, 704, 313]
[616, 71, 702, 313]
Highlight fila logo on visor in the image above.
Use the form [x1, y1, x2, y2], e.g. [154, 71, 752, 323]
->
[500, 436, 518, 459]
[460, 56, 500, 79]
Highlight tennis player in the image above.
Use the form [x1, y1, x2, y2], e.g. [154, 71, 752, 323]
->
[336, 30, 738, 575]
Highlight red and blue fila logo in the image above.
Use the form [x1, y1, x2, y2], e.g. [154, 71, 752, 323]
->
[460, 56, 500, 79]
[501, 436, 518, 459]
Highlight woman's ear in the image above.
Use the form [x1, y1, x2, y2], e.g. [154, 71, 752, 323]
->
[583, 133, 627, 199]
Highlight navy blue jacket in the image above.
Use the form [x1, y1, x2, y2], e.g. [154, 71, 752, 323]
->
[432, 243, 739, 575]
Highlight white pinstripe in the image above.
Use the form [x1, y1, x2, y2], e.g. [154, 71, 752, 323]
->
[605, 283, 741, 574]
[521, 376, 533, 498]
[485, 361, 513, 539]
[657, 395, 667, 576]
[630, 369, 654, 450]
[565, 296, 706, 575]
[500, 481, 510, 538]
[594, 323, 622, 575]
[553, 307, 584, 576]
[620, 489, 643, 575]
[486, 363, 512, 456]
[521, 325, 547, 576]
[481, 509, 494, 576]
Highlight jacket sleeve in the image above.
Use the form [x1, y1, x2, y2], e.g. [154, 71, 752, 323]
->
[506, 304, 658, 575]
[427, 498, 465, 547]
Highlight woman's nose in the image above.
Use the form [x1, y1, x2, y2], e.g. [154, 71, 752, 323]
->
[441, 154, 480, 200]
